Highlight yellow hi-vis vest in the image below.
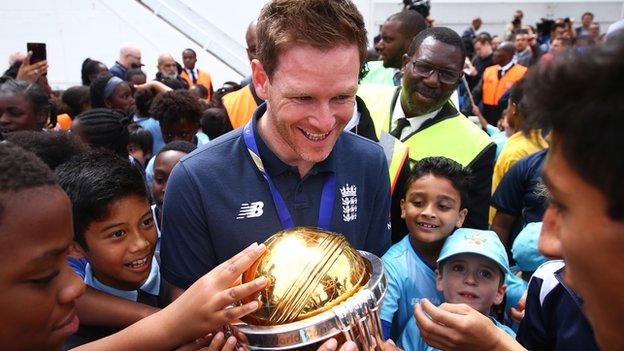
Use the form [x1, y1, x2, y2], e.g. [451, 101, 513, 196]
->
[358, 84, 492, 167]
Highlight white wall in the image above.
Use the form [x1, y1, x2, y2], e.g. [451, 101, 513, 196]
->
[1, 0, 621, 90]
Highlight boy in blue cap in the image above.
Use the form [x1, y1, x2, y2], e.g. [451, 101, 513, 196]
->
[400, 229, 515, 350]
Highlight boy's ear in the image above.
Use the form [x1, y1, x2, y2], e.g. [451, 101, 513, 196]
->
[494, 283, 507, 306]
[68, 241, 87, 259]
[400, 199, 406, 219]
[455, 208, 468, 228]
[435, 268, 444, 292]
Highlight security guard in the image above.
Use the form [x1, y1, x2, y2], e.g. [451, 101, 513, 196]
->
[359, 27, 495, 240]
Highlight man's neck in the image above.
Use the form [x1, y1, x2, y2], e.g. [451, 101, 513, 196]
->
[257, 112, 314, 178]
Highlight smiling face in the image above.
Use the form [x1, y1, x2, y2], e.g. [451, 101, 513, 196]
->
[539, 140, 624, 350]
[436, 253, 506, 315]
[401, 37, 463, 116]
[401, 174, 467, 244]
[78, 195, 157, 291]
[253, 44, 359, 176]
[0, 187, 84, 350]
[0, 92, 46, 135]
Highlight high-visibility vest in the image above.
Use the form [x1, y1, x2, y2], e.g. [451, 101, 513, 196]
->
[482, 64, 527, 106]
[358, 84, 492, 167]
[222, 85, 258, 130]
[180, 69, 213, 101]
[378, 131, 409, 194]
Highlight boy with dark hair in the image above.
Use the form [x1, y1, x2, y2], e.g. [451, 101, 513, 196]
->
[400, 229, 515, 350]
[0, 143, 270, 351]
[56, 150, 165, 346]
[381, 156, 471, 340]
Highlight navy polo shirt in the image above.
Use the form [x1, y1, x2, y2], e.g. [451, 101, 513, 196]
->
[160, 104, 391, 289]
[491, 149, 548, 240]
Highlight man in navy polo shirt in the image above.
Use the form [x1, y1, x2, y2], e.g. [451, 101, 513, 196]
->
[160, 0, 392, 294]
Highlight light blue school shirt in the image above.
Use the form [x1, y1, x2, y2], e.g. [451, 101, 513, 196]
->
[381, 235, 444, 341]
[84, 258, 160, 301]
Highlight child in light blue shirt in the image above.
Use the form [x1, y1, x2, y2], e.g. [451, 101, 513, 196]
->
[399, 229, 516, 350]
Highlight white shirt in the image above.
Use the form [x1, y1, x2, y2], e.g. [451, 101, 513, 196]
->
[391, 95, 442, 141]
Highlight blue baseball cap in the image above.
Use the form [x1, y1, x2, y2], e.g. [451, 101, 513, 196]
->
[512, 222, 548, 272]
[437, 228, 510, 274]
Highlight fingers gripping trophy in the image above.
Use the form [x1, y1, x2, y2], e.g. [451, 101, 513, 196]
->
[232, 227, 388, 350]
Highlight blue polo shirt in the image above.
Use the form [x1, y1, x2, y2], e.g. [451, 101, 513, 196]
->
[491, 149, 548, 241]
[160, 103, 392, 289]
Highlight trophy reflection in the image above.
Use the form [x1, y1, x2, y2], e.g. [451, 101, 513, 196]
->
[233, 227, 387, 350]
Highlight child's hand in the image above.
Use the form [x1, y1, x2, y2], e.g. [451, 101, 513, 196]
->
[509, 291, 527, 323]
[174, 331, 239, 351]
[317, 339, 403, 351]
[161, 243, 268, 345]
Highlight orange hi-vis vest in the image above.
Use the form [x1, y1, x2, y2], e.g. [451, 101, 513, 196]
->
[180, 69, 213, 101]
[482, 64, 527, 106]
[222, 85, 258, 129]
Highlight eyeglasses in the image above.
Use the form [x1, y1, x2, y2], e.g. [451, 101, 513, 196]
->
[411, 59, 462, 85]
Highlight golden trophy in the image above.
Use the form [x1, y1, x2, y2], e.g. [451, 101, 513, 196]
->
[232, 227, 388, 350]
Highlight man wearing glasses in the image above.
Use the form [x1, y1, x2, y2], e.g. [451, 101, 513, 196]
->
[359, 27, 495, 233]
[110, 43, 143, 79]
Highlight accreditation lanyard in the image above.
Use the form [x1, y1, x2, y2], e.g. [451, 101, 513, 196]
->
[242, 119, 336, 230]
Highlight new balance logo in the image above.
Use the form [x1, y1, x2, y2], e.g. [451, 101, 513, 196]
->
[236, 201, 264, 219]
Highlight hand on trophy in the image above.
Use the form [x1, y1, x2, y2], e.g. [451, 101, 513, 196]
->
[160, 243, 269, 346]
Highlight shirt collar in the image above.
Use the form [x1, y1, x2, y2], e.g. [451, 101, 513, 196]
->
[499, 59, 515, 72]
[84, 258, 160, 301]
[393, 95, 442, 125]
[252, 103, 337, 178]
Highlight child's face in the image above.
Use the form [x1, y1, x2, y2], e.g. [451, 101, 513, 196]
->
[152, 150, 187, 208]
[161, 118, 198, 144]
[0, 187, 85, 350]
[401, 174, 467, 244]
[436, 253, 506, 315]
[79, 195, 157, 291]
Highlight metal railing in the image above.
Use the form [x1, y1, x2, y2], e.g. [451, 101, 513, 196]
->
[136, 0, 249, 76]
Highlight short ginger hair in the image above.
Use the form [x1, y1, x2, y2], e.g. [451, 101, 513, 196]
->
[256, 0, 368, 79]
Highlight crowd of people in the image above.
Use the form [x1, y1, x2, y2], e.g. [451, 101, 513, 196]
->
[0, 0, 623, 350]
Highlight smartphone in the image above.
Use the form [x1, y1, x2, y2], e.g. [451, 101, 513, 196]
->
[27, 42, 46, 64]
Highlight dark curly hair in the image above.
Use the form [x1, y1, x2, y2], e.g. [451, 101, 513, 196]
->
[5, 130, 88, 170]
[149, 90, 202, 127]
[0, 143, 57, 225]
[404, 156, 472, 209]
[523, 32, 624, 220]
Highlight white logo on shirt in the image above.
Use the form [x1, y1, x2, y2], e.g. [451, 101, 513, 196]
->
[236, 201, 264, 219]
[340, 184, 357, 222]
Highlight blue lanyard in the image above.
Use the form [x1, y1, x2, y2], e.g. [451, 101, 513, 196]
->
[242, 119, 336, 230]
